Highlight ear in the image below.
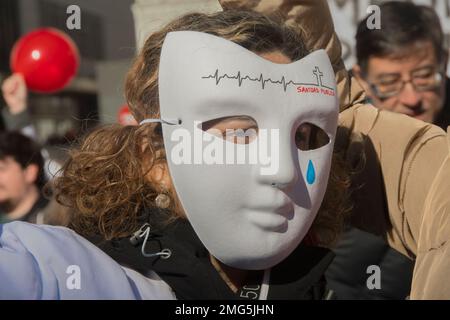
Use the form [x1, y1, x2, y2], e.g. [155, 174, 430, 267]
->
[443, 50, 449, 70]
[352, 65, 364, 82]
[145, 161, 186, 218]
[147, 163, 165, 185]
[352, 64, 372, 93]
[24, 164, 39, 185]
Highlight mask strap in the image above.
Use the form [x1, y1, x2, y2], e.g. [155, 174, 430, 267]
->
[139, 118, 181, 126]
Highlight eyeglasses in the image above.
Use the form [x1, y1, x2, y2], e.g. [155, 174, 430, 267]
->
[368, 67, 444, 100]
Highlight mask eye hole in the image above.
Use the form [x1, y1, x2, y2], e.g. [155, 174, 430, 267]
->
[295, 122, 330, 151]
[200, 116, 258, 145]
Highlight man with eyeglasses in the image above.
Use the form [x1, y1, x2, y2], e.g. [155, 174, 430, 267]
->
[353, 1, 449, 128]
[325, 1, 450, 300]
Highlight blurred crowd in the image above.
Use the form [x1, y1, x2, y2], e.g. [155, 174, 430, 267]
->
[0, 73, 71, 226]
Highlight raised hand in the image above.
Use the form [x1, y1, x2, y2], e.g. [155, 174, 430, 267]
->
[1, 73, 28, 115]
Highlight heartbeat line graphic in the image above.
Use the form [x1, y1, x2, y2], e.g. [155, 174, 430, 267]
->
[201, 66, 334, 92]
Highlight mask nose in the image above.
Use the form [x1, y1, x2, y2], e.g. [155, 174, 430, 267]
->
[257, 128, 299, 189]
[267, 161, 299, 189]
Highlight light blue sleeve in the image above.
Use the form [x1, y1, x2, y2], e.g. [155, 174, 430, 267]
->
[0, 222, 175, 300]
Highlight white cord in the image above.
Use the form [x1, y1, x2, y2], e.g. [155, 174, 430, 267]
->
[139, 118, 181, 126]
[140, 225, 172, 259]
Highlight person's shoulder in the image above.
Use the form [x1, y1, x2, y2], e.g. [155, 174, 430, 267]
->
[340, 104, 448, 146]
[0, 221, 105, 270]
[1, 220, 75, 238]
[2, 221, 80, 243]
[0, 222, 175, 299]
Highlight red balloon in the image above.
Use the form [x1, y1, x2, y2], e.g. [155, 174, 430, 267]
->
[10, 28, 80, 93]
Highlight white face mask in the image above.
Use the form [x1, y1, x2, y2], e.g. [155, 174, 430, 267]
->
[154, 31, 338, 270]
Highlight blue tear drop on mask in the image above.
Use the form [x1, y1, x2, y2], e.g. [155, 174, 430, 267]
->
[306, 160, 316, 185]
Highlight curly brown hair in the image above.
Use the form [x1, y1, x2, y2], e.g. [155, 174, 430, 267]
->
[54, 10, 352, 246]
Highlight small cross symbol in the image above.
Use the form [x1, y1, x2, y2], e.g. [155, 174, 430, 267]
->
[313, 66, 324, 87]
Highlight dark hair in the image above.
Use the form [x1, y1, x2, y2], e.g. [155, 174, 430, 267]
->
[0, 131, 46, 189]
[356, 1, 445, 73]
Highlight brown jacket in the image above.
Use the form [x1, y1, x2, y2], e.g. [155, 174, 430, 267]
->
[219, 0, 450, 299]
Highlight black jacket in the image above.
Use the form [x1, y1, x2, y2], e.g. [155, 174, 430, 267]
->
[87, 209, 335, 300]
